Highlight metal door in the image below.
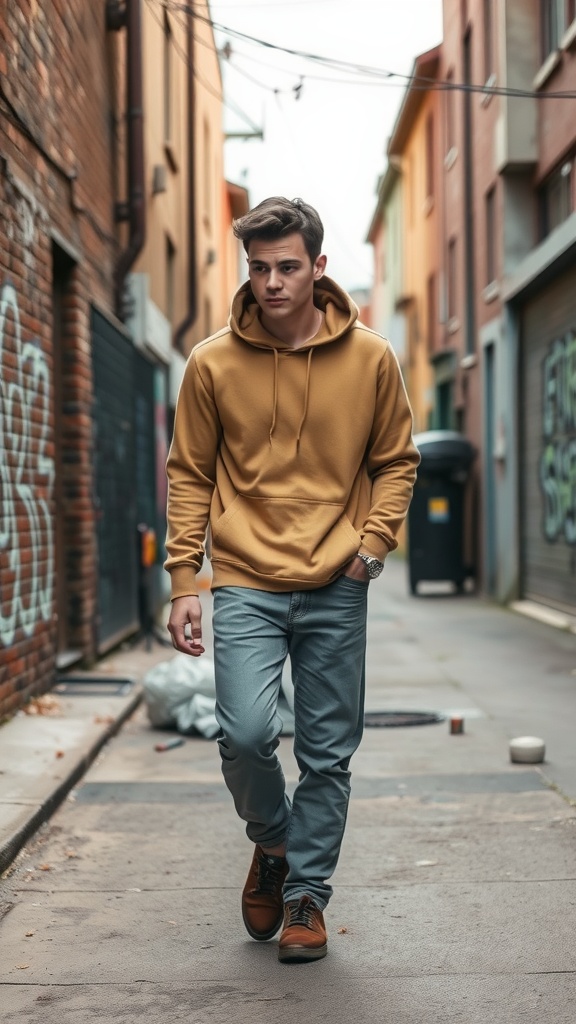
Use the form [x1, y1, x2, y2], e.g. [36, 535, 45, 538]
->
[91, 309, 139, 650]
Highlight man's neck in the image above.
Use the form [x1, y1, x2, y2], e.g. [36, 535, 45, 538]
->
[260, 306, 323, 350]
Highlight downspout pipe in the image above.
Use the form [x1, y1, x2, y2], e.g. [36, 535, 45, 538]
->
[107, 0, 146, 318]
[174, 17, 197, 353]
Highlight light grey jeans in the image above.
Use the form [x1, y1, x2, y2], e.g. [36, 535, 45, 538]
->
[212, 576, 368, 909]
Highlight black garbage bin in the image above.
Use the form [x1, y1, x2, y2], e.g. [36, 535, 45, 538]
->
[407, 430, 475, 595]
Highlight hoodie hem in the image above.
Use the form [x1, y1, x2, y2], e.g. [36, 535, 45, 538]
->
[210, 561, 345, 593]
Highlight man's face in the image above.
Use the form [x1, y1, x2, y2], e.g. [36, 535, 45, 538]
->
[246, 232, 326, 322]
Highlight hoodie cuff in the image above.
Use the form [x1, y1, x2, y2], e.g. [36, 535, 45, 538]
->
[169, 565, 200, 600]
[359, 532, 395, 562]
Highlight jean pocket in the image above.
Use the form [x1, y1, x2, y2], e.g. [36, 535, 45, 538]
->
[337, 574, 369, 589]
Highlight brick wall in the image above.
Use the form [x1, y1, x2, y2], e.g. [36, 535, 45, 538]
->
[0, 0, 121, 718]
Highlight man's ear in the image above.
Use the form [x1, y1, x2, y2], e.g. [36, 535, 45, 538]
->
[314, 254, 327, 280]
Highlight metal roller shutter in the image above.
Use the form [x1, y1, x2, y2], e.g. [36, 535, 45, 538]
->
[520, 267, 576, 615]
[91, 309, 139, 650]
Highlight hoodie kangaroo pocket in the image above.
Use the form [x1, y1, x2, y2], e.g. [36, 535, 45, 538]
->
[211, 495, 361, 582]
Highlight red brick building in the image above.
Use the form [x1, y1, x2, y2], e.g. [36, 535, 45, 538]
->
[440, 0, 576, 612]
[0, 2, 123, 716]
[0, 1, 237, 718]
[369, 0, 576, 615]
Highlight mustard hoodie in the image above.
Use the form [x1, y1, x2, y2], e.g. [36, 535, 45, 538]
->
[165, 276, 420, 597]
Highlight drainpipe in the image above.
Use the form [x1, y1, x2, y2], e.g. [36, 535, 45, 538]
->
[107, 0, 146, 318]
[173, 17, 197, 353]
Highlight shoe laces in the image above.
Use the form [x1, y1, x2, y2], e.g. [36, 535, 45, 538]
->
[285, 896, 318, 929]
[254, 854, 285, 896]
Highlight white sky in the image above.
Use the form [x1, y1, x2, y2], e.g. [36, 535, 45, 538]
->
[207, 0, 444, 290]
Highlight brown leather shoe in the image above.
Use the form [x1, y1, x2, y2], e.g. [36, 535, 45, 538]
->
[241, 845, 288, 941]
[278, 895, 327, 962]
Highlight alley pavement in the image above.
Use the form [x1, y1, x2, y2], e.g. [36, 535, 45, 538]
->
[1, 557, 576, 1023]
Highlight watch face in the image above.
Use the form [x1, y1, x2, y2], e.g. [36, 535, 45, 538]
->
[362, 556, 383, 578]
[358, 553, 383, 577]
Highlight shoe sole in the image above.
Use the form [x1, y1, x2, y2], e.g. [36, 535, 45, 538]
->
[241, 907, 283, 942]
[278, 944, 327, 963]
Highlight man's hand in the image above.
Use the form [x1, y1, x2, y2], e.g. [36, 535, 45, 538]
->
[167, 595, 205, 656]
[342, 555, 370, 582]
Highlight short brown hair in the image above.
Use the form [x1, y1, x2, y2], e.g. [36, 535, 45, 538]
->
[232, 197, 324, 263]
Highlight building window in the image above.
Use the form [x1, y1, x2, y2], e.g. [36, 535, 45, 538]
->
[425, 114, 435, 200]
[541, 0, 562, 60]
[203, 117, 212, 229]
[427, 273, 436, 350]
[163, 13, 172, 145]
[166, 235, 176, 324]
[447, 238, 457, 321]
[445, 70, 456, 157]
[540, 159, 573, 237]
[485, 186, 496, 284]
[408, 155, 414, 228]
[204, 297, 212, 338]
[483, 0, 494, 81]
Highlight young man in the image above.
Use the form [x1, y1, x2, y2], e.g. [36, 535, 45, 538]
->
[165, 197, 419, 963]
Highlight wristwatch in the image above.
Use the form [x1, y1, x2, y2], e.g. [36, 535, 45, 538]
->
[356, 553, 384, 579]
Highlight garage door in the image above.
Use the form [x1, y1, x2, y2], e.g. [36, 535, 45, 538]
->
[520, 267, 576, 615]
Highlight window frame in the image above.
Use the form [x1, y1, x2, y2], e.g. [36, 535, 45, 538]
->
[425, 113, 435, 201]
[541, 0, 563, 62]
[163, 12, 173, 146]
[447, 238, 457, 322]
[483, 0, 494, 82]
[485, 186, 497, 285]
[539, 158, 573, 238]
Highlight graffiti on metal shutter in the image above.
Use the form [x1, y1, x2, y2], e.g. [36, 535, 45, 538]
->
[539, 331, 576, 545]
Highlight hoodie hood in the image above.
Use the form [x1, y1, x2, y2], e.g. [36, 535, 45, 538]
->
[228, 275, 360, 447]
[228, 274, 359, 351]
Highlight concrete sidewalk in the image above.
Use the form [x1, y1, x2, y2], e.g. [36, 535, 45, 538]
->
[0, 636, 173, 875]
[1, 557, 575, 1023]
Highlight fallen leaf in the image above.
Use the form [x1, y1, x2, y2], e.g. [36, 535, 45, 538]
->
[16, 964, 30, 970]
[65, 850, 79, 859]
[23, 694, 62, 717]
[55, 750, 65, 759]
[337, 926, 348, 934]
[38, 864, 52, 872]
[94, 715, 115, 725]
[25, 931, 35, 937]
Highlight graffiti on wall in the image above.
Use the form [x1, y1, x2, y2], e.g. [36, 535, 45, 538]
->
[0, 281, 54, 647]
[539, 331, 576, 545]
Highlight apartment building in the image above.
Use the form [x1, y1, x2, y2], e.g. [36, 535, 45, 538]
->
[368, 0, 576, 616]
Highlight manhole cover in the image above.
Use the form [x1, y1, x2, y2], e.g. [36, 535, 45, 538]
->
[54, 677, 135, 696]
[364, 711, 445, 728]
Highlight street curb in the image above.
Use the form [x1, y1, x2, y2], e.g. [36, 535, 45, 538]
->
[0, 688, 143, 876]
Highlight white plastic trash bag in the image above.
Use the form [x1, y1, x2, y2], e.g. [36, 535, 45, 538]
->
[143, 653, 295, 739]
[143, 654, 219, 738]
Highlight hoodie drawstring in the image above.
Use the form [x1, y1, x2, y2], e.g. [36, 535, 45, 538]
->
[296, 348, 313, 450]
[269, 347, 314, 450]
[269, 347, 279, 446]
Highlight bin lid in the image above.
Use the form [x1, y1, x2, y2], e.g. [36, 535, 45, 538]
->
[414, 430, 475, 469]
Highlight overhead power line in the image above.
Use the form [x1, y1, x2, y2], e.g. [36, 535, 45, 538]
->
[154, 0, 576, 100]
[144, 0, 263, 134]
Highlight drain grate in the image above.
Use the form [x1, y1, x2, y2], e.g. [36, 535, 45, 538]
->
[364, 710, 445, 728]
[54, 676, 135, 696]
